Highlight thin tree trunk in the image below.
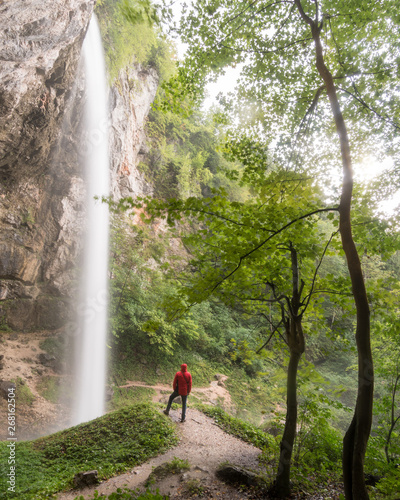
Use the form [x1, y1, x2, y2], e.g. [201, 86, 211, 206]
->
[275, 342, 302, 497]
[385, 374, 400, 463]
[294, 3, 373, 498]
[274, 246, 305, 498]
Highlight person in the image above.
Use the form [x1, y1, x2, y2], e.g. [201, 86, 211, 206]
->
[163, 363, 192, 422]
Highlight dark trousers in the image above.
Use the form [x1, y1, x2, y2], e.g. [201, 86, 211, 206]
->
[166, 389, 188, 420]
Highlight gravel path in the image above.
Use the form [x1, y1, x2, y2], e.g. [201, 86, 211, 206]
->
[56, 408, 263, 500]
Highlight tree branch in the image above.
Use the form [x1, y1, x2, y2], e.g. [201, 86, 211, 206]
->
[256, 319, 284, 353]
[219, 37, 313, 55]
[178, 206, 275, 232]
[207, 206, 338, 295]
[338, 86, 400, 132]
[294, 0, 315, 27]
[302, 230, 339, 311]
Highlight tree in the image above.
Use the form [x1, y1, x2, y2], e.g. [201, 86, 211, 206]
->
[168, 1, 400, 497]
[125, 160, 343, 496]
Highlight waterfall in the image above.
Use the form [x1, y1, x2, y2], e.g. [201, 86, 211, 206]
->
[73, 15, 110, 425]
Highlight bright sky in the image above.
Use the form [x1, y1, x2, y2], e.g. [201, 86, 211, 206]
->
[353, 157, 399, 215]
[171, 4, 400, 216]
[202, 66, 243, 110]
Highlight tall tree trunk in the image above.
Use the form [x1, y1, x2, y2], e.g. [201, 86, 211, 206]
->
[274, 245, 305, 498]
[294, 3, 373, 498]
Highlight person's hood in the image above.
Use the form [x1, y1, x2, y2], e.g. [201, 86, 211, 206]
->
[181, 363, 188, 372]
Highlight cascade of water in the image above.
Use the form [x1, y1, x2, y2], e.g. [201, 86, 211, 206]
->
[73, 15, 110, 425]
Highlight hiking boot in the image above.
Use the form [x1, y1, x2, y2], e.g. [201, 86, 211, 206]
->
[163, 410, 169, 416]
[180, 418, 185, 423]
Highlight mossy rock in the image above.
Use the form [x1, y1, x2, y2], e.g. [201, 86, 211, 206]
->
[216, 464, 266, 489]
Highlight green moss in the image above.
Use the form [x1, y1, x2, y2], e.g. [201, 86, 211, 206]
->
[0, 403, 178, 499]
[196, 404, 275, 451]
[14, 377, 35, 406]
[146, 456, 190, 486]
[39, 336, 63, 356]
[108, 386, 156, 410]
[36, 376, 61, 404]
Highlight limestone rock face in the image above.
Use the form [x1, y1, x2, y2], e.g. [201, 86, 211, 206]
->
[0, 0, 95, 183]
[0, 1, 158, 331]
[110, 64, 157, 201]
[0, 0, 93, 330]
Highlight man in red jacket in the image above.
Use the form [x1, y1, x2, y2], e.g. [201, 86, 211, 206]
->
[163, 363, 192, 422]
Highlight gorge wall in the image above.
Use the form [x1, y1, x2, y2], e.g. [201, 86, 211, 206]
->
[0, 0, 158, 331]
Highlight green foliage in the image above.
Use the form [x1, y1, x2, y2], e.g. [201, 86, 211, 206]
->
[109, 386, 157, 410]
[108, 214, 266, 375]
[373, 467, 400, 499]
[197, 404, 275, 450]
[365, 437, 400, 499]
[119, 0, 158, 26]
[39, 335, 66, 368]
[141, 101, 248, 201]
[174, 0, 400, 181]
[370, 313, 400, 464]
[145, 456, 190, 486]
[294, 390, 347, 470]
[39, 335, 63, 356]
[164, 457, 190, 474]
[109, 216, 199, 358]
[258, 389, 345, 491]
[96, 0, 175, 82]
[182, 478, 206, 496]
[0, 404, 177, 499]
[14, 377, 35, 406]
[75, 487, 168, 499]
[36, 376, 61, 404]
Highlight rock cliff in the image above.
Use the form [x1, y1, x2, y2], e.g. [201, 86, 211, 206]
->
[110, 65, 157, 201]
[0, 0, 158, 331]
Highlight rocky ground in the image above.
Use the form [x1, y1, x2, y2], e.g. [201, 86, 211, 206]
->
[57, 407, 266, 500]
[0, 330, 70, 440]
[0, 331, 345, 499]
[56, 405, 344, 500]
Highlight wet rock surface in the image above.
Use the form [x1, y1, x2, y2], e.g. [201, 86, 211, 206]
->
[0, 1, 158, 331]
[0, 0, 94, 330]
[109, 64, 158, 201]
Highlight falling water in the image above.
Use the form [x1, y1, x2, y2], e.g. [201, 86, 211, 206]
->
[73, 15, 110, 425]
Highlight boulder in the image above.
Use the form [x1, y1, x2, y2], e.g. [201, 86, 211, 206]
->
[37, 352, 63, 373]
[216, 464, 265, 489]
[105, 385, 114, 401]
[73, 470, 98, 488]
[0, 380, 16, 400]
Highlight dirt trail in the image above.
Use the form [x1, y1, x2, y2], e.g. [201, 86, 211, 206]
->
[56, 407, 263, 500]
[119, 376, 234, 410]
[1, 333, 344, 499]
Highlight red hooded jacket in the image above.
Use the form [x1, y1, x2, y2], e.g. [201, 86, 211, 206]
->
[173, 364, 192, 396]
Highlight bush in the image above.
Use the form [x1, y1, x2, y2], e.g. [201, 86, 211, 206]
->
[96, 0, 175, 82]
[197, 404, 275, 451]
[14, 377, 35, 406]
[36, 376, 61, 403]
